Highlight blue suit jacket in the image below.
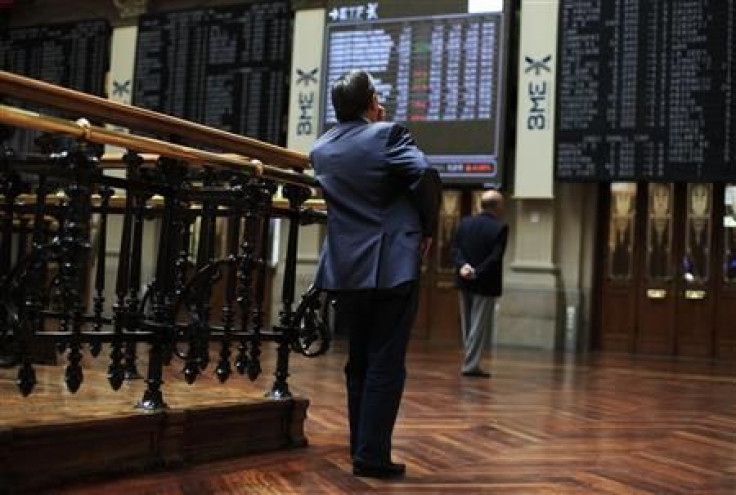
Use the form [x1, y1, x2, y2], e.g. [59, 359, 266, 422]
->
[451, 212, 508, 297]
[311, 120, 441, 290]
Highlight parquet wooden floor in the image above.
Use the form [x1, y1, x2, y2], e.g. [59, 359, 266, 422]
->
[6, 341, 736, 494]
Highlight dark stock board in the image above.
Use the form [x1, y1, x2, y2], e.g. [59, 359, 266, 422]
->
[133, 1, 291, 145]
[556, 0, 736, 182]
[0, 19, 110, 152]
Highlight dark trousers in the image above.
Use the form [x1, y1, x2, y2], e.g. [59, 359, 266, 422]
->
[334, 281, 419, 466]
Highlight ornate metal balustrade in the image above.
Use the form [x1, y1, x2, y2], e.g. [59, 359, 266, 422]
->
[0, 71, 330, 410]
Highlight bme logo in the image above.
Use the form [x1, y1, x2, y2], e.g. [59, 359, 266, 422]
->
[296, 68, 319, 136]
[296, 68, 318, 86]
[524, 55, 552, 130]
[524, 55, 552, 75]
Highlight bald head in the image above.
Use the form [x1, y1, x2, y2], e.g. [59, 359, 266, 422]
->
[481, 190, 504, 215]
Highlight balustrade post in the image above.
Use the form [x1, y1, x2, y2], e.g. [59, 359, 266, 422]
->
[90, 185, 113, 357]
[0, 153, 20, 281]
[137, 157, 186, 410]
[26, 178, 51, 365]
[6, 161, 36, 394]
[216, 177, 244, 383]
[163, 207, 192, 367]
[246, 179, 276, 382]
[124, 179, 150, 381]
[268, 183, 311, 399]
[0, 148, 20, 365]
[109, 151, 140, 390]
[59, 148, 96, 393]
[182, 168, 218, 384]
[0, 135, 27, 382]
[235, 183, 258, 375]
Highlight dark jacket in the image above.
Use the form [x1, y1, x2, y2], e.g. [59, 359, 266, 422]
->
[311, 120, 441, 290]
[451, 212, 508, 296]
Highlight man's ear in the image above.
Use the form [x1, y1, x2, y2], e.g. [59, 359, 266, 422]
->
[365, 94, 380, 122]
[369, 93, 380, 110]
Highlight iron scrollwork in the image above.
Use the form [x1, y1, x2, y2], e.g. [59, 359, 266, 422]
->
[291, 285, 333, 358]
[0, 128, 328, 409]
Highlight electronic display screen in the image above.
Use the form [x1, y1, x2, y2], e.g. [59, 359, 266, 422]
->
[556, 0, 736, 182]
[322, 0, 507, 186]
[133, 1, 290, 145]
[0, 19, 110, 152]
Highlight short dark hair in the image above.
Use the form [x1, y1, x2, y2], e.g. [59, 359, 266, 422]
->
[331, 70, 375, 122]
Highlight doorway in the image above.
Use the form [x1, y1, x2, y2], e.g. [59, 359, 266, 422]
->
[598, 183, 736, 358]
[414, 189, 488, 342]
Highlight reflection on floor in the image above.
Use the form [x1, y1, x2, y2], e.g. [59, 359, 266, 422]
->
[4, 341, 736, 494]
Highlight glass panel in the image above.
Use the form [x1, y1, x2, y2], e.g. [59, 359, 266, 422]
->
[607, 183, 636, 280]
[724, 184, 736, 283]
[646, 183, 674, 281]
[436, 190, 462, 274]
[682, 184, 712, 283]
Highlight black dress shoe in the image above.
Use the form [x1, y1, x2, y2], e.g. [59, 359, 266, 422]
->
[353, 461, 406, 479]
[462, 369, 491, 378]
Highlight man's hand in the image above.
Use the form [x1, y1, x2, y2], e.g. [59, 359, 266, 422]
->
[420, 237, 432, 260]
[459, 263, 475, 280]
[377, 104, 386, 121]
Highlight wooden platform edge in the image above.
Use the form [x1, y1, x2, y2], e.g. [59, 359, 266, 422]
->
[0, 397, 310, 494]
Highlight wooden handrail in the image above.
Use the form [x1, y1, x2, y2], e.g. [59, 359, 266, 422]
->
[0, 105, 317, 188]
[0, 70, 310, 170]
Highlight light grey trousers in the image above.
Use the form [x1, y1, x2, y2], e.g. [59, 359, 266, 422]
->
[459, 291, 496, 373]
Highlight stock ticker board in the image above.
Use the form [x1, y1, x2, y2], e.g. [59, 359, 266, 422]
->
[323, 0, 507, 186]
[556, 0, 736, 182]
[133, 1, 290, 145]
[0, 19, 110, 152]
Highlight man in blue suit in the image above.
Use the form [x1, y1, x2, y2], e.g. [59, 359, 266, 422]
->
[311, 70, 441, 479]
[451, 190, 508, 377]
